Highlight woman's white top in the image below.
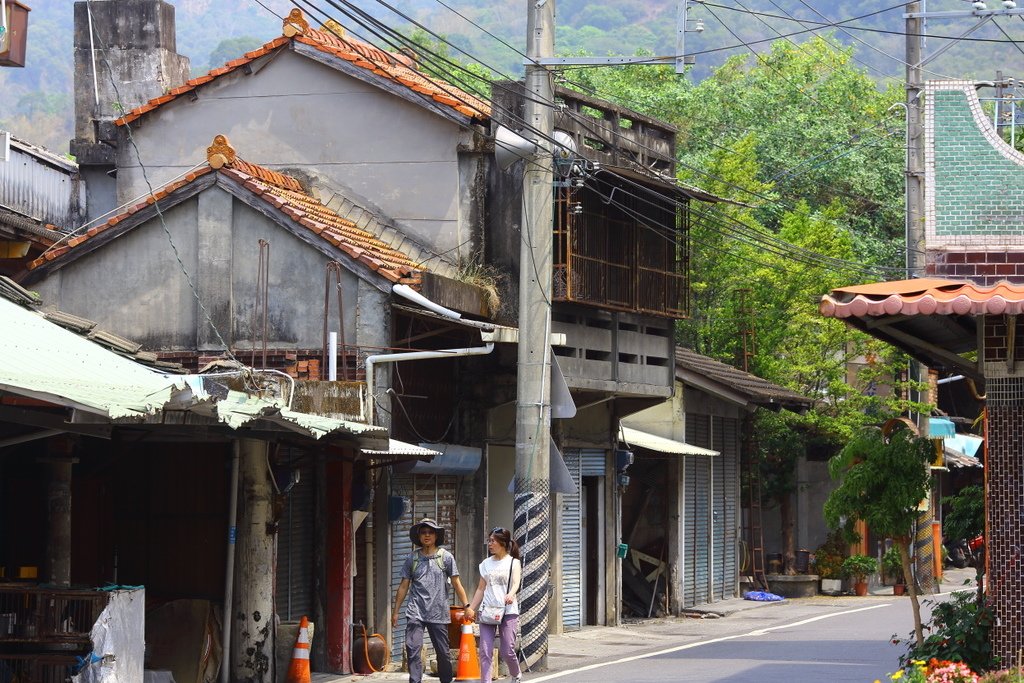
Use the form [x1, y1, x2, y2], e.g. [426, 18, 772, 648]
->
[478, 554, 522, 616]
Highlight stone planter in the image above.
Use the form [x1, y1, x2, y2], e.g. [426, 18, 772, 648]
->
[765, 574, 819, 598]
[820, 578, 842, 595]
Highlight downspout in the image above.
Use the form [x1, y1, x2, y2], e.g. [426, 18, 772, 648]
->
[220, 441, 240, 683]
[364, 344, 494, 424]
[363, 285, 496, 424]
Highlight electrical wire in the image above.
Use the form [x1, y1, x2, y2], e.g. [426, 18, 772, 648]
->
[83, 0, 257, 387]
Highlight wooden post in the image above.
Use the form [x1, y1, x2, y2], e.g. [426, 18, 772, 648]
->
[326, 456, 353, 673]
[45, 448, 74, 588]
[233, 439, 275, 682]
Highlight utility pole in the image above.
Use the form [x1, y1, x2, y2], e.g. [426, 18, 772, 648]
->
[514, 0, 555, 671]
[513, 1, 702, 666]
[906, 1, 924, 279]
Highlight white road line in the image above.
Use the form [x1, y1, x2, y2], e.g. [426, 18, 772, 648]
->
[528, 603, 893, 683]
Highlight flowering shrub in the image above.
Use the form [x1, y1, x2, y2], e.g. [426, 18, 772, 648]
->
[978, 666, 1024, 683]
[926, 659, 979, 683]
[878, 659, 979, 683]
[892, 591, 997, 673]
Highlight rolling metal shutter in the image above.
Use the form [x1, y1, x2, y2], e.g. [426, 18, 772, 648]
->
[717, 418, 740, 600]
[686, 416, 712, 607]
[389, 473, 460, 659]
[275, 449, 315, 622]
[560, 449, 583, 631]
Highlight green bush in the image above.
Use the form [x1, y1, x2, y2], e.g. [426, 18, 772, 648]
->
[894, 590, 998, 673]
[811, 531, 847, 580]
[943, 484, 985, 542]
[882, 545, 905, 583]
[839, 554, 877, 582]
[980, 666, 1024, 682]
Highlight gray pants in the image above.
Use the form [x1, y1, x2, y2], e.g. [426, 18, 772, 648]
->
[405, 620, 453, 683]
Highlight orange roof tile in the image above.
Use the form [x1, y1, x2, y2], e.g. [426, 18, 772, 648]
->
[28, 135, 424, 284]
[820, 279, 1024, 318]
[114, 10, 489, 127]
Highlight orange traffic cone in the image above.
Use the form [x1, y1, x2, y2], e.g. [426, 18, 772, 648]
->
[286, 616, 312, 683]
[454, 617, 482, 683]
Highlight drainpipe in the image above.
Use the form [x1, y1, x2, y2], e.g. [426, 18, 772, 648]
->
[220, 441, 240, 683]
[364, 344, 494, 424]
[362, 286, 496, 423]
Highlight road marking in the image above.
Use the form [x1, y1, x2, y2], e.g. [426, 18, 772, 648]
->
[528, 603, 892, 682]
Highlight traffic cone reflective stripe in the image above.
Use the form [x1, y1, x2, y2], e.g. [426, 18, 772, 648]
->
[454, 617, 481, 683]
[287, 616, 312, 683]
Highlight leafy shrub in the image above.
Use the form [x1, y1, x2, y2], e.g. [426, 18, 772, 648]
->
[883, 545, 905, 583]
[840, 554, 877, 582]
[811, 531, 847, 580]
[942, 485, 985, 543]
[894, 591, 998, 674]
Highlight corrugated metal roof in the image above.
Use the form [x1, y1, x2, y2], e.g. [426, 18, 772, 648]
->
[363, 439, 442, 456]
[0, 295, 385, 444]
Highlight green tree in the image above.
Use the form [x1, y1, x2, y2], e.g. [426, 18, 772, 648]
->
[206, 36, 265, 71]
[824, 426, 933, 646]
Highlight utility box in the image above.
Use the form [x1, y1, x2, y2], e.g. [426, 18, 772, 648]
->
[0, 1, 30, 67]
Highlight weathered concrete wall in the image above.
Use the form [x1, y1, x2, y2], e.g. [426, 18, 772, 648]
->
[32, 188, 369, 352]
[72, 0, 190, 221]
[115, 49, 474, 260]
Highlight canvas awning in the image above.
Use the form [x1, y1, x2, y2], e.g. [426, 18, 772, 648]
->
[618, 425, 719, 456]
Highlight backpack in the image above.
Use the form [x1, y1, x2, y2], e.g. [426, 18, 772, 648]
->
[410, 547, 450, 579]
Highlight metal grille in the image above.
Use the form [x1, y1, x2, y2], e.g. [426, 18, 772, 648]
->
[0, 586, 106, 644]
[987, 376, 1024, 405]
[554, 178, 688, 319]
[275, 449, 315, 622]
[0, 653, 79, 683]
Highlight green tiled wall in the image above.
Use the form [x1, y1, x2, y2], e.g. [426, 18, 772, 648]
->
[933, 89, 1024, 236]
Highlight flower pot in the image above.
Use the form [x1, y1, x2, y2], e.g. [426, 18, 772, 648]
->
[893, 583, 906, 596]
[854, 581, 868, 596]
[820, 578, 842, 595]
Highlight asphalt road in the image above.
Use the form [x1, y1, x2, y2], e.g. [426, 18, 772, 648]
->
[531, 595, 945, 683]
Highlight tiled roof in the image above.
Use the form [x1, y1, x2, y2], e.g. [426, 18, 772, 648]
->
[28, 135, 424, 286]
[114, 9, 489, 127]
[819, 279, 1024, 318]
[674, 346, 812, 409]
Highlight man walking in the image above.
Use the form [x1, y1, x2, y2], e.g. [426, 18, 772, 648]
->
[393, 518, 472, 683]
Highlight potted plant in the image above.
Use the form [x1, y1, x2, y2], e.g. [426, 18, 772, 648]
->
[812, 532, 846, 595]
[882, 546, 906, 595]
[840, 554, 877, 596]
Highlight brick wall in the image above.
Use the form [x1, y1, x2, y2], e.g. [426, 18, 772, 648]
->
[984, 377, 1024, 663]
[927, 250, 1024, 285]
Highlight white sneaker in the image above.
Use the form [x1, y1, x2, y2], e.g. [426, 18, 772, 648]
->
[511, 677, 522, 683]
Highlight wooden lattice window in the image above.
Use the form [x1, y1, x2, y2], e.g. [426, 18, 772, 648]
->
[553, 174, 689, 319]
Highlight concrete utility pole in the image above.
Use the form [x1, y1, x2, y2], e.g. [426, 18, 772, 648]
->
[514, 0, 700, 666]
[905, 1, 924, 278]
[513, 0, 555, 670]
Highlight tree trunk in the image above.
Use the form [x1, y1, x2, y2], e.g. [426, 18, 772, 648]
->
[780, 494, 796, 575]
[897, 535, 924, 647]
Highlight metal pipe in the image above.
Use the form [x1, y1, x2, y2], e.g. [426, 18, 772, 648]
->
[220, 441, 240, 683]
[392, 284, 495, 332]
[329, 332, 338, 381]
[363, 343, 494, 423]
[86, 0, 99, 108]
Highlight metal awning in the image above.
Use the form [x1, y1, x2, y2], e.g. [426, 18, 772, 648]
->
[363, 440, 442, 457]
[618, 425, 719, 456]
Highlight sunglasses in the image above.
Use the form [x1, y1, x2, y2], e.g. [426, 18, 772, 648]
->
[490, 527, 507, 535]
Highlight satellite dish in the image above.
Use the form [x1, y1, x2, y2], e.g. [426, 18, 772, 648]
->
[495, 124, 538, 171]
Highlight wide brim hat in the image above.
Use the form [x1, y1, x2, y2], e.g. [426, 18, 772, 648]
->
[410, 517, 446, 546]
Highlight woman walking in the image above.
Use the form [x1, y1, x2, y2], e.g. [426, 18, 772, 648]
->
[468, 527, 523, 683]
